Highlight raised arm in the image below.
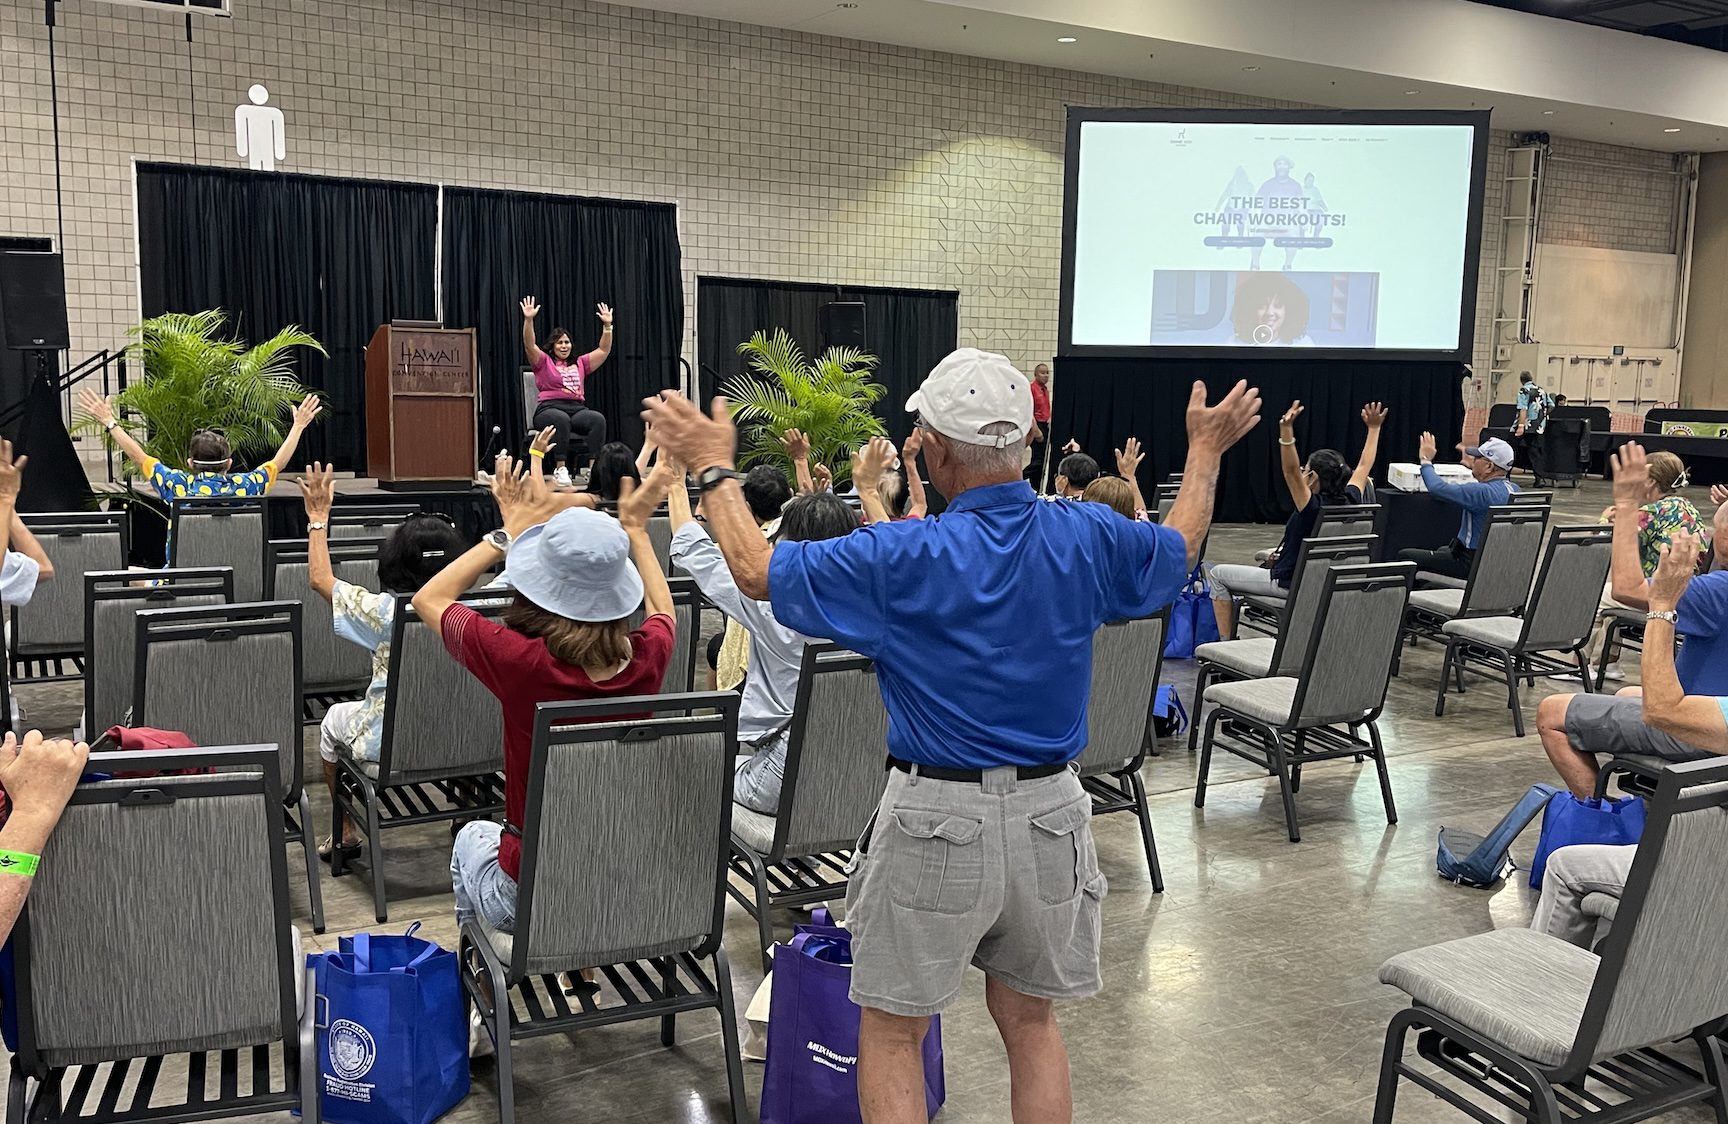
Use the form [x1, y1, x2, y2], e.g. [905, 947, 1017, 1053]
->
[666, 457, 695, 532]
[78, 389, 152, 473]
[1114, 436, 1148, 518]
[850, 437, 897, 526]
[1350, 402, 1387, 494]
[902, 429, 929, 519]
[636, 422, 658, 475]
[1164, 381, 1265, 567]
[265, 395, 322, 478]
[297, 462, 337, 602]
[415, 453, 562, 635]
[1277, 402, 1311, 509]
[1609, 443, 1652, 609]
[1642, 535, 1728, 752]
[0, 731, 89, 946]
[0, 441, 25, 567]
[618, 459, 678, 620]
[520, 296, 545, 368]
[643, 393, 775, 600]
[780, 428, 815, 494]
[582, 303, 614, 372]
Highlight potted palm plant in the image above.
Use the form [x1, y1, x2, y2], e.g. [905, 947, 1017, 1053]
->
[77, 309, 324, 474]
[721, 328, 887, 485]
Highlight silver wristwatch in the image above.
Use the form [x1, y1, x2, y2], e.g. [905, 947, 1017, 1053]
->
[1647, 610, 1679, 625]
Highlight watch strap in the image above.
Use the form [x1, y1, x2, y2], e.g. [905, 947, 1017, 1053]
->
[1647, 609, 1680, 624]
[698, 467, 745, 492]
[306, 521, 327, 532]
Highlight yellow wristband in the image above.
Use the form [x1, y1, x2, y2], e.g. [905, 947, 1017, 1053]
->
[529, 449, 546, 458]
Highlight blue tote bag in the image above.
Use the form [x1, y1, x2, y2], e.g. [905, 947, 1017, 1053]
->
[311, 923, 469, 1124]
[1163, 566, 1220, 660]
[762, 914, 944, 1124]
[1528, 793, 1647, 889]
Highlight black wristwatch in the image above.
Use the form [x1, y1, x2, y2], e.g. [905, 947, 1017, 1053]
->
[697, 466, 746, 493]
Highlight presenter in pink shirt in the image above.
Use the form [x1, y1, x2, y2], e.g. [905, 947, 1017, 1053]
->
[519, 296, 613, 487]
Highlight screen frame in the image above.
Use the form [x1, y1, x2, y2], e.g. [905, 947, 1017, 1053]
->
[1057, 106, 1492, 362]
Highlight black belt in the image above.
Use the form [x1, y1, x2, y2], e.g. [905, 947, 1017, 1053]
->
[886, 756, 1069, 783]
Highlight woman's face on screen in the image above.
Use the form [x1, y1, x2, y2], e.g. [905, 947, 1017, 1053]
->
[1257, 297, 1286, 334]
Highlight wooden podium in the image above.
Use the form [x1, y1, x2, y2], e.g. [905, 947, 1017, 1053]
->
[364, 324, 478, 483]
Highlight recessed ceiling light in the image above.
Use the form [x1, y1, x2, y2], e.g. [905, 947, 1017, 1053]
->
[1405, 89, 1419, 95]
[1242, 65, 1259, 72]
[1664, 127, 1681, 133]
[1542, 110, 1555, 115]
[1057, 36, 1077, 42]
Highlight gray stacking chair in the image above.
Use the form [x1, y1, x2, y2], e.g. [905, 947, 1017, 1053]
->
[1395, 504, 1548, 675]
[1594, 606, 1647, 692]
[9, 510, 127, 683]
[330, 504, 419, 539]
[170, 498, 267, 603]
[1250, 503, 1380, 568]
[331, 596, 507, 923]
[81, 567, 233, 739]
[1196, 562, 1416, 842]
[1193, 534, 1378, 744]
[1373, 755, 1728, 1123]
[647, 514, 673, 571]
[727, 646, 890, 971]
[1509, 489, 1555, 508]
[1073, 613, 1168, 892]
[625, 576, 703, 694]
[132, 601, 320, 933]
[461, 692, 747, 1124]
[1434, 526, 1614, 737]
[265, 536, 383, 721]
[5, 745, 316, 1124]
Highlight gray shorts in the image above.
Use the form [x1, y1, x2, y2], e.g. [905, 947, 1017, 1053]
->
[844, 764, 1106, 1018]
[1564, 694, 1714, 762]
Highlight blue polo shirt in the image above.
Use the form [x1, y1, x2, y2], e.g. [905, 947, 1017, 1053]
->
[1675, 570, 1728, 695]
[767, 479, 1188, 769]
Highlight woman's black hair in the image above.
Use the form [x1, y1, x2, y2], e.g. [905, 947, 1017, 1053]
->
[584, 442, 642, 502]
[775, 492, 860, 544]
[1057, 453, 1100, 490]
[742, 465, 792, 522]
[1232, 272, 1311, 343]
[377, 514, 467, 594]
[1306, 448, 1353, 503]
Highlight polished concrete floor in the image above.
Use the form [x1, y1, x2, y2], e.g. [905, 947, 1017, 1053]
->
[7, 479, 1713, 1123]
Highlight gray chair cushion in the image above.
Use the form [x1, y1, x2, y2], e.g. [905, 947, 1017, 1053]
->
[732, 804, 778, 855]
[1440, 615, 1525, 649]
[1202, 677, 1299, 727]
[1417, 572, 1470, 591]
[1242, 592, 1286, 612]
[1195, 637, 1277, 677]
[1409, 589, 1466, 618]
[1378, 928, 1597, 1067]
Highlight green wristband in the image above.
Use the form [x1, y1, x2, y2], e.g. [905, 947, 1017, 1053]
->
[0, 850, 40, 877]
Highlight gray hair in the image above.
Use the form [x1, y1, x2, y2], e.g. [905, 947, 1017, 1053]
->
[944, 421, 1024, 475]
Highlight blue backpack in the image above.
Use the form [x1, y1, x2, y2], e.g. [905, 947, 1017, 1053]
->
[1436, 784, 1560, 888]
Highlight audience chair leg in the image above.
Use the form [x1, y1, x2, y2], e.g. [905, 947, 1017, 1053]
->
[1691, 1028, 1728, 1124]
[297, 794, 326, 935]
[494, 1015, 517, 1124]
[329, 781, 350, 879]
[711, 946, 751, 1124]
[1575, 647, 1595, 695]
[7, 1066, 26, 1124]
[734, 845, 778, 975]
[1194, 710, 1226, 808]
[1503, 653, 1527, 738]
[659, 957, 678, 1047]
[1187, 664, 1212, 753]
[1127, 771, 1164, 893]
[299, 964, 321, 1124]
[1369, 721, 1398, 826]
[1263, 725, 1301, 843]
[1372, 1010, 1416, 1123]
[1434, 642, 1458, 718]
[1594, 622, 1619, 693]
[364, 794, 389, 924]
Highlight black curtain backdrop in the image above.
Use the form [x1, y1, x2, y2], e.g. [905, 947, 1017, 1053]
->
[137, 164, 438, 471]
[696, 277, 959, 446]
[1050, 358, 1467, 524]
[440, 188, 683, 455]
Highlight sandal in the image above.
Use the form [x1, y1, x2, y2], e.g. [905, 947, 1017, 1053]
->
[318, 834, 362, 864]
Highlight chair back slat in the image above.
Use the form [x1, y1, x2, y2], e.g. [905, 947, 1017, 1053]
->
[377, 597, 506, 784]
[1518, 526, 1613, 652]
[648, 516, 673, 571]
[1508, 490, 1554, 508]
[12, 747, 294, 1071]
[1313, 503, 1381, 541]
[625, 578, 701, 695]
[83, 568, 234, 736]
[1577, 759, 1728, 1064]
[266, 538, 382, 690]
[1075, 616, 1165, 778]
[1459, 505, 1548, 617]
[511, 694, 737, 979]
[1272, 534, 1377, 676]
[12, 512, 127, 654]
[133, 602, 302, 799]
[1290, 563, 1415, 726]
[772, 647, 892, 859]
[170, 501, 266, 603]
[330, 506, 420, 539]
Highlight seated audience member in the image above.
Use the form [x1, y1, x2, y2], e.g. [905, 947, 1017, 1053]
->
[1083, 476, 1140, 521]
[1208, 400, 1385, 635]
[671, 457, 859, 813]
[416, 455, 678, 938]
[1394, 433, 1519, 581]
[1537, 444, 1728, 797]
[1554, 394, 1570, 409]
[1052, 450, 1100, 499]
[1533, 532, 1727, 947]
[864, 431, 930, 524]
[1600, 451, 1707, 575]
[295, 464, 465, 860]
[0, 730, 90, 944]
[712, 465, 795, 692]
[520, 296, 613, 487]
[0, 440, 52, 608]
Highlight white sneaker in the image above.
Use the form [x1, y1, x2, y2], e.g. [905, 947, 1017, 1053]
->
[552, 466, 572, 488]
[468, 1009, 494, 1059]
[1545, 669, 1586, 684]
[1600, 662, 1627, 682]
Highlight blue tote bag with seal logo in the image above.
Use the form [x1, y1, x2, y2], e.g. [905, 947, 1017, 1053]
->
[311, 922, 468, 1124]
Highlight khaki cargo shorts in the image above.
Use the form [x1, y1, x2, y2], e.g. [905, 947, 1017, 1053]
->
[843, 764, 1107, 1018]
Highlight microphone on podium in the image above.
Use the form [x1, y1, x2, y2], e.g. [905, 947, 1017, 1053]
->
[480, 424, 503, 465]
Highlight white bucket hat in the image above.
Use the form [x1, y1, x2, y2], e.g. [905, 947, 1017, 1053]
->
[504, 507, 642, 622]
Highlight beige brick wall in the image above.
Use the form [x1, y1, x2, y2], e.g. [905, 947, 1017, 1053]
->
[0, 0, 1685, 407]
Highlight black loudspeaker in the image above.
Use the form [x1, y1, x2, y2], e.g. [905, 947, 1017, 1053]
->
[819, 301, 866, 351]
[0, 252, 70, 351]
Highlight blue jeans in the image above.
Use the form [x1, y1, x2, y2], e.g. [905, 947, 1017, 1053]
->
[451, 821, 518, 932]
[733, 730, 790, 814]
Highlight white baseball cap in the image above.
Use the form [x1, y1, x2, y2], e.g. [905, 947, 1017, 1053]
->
[1464, 437, 1516, 470]
[904, 348, 1032, 449]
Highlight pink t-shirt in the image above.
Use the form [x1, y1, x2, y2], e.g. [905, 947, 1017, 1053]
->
[533, 351, 590, 403]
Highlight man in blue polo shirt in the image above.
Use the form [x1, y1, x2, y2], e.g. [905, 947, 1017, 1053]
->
[1395, 433, 1520, 580]
[643, 350, 1260, 1123]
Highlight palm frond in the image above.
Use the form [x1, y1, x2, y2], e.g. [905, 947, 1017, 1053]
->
[725, 329, 887, 484]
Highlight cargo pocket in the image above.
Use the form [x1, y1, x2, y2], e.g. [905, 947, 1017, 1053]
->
[1029, 799, 1094, 905]
[884, 808, 986, 915]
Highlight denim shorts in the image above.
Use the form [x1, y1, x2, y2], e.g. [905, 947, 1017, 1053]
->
[844, 764, 1106, 1018]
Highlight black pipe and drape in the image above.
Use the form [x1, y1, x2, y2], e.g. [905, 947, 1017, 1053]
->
[696, 277, 959, 446]
[440, 188, 684, 455]
[137, 164, 439, 471]
[1049, 358, 1467, 525]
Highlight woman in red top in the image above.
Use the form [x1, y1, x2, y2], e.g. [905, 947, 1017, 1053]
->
[414, 454, 678, 936]
[520, 296, 614, 487]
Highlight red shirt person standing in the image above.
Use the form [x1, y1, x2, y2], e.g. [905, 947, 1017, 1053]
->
[1025, 362, 1053, 492]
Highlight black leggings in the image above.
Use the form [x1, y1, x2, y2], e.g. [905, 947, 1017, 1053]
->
[532, 400, 606, 468]
[1396, 539, 1475, 581]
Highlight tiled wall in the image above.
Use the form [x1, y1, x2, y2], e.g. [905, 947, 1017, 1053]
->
[0, 0, 1685, 414]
